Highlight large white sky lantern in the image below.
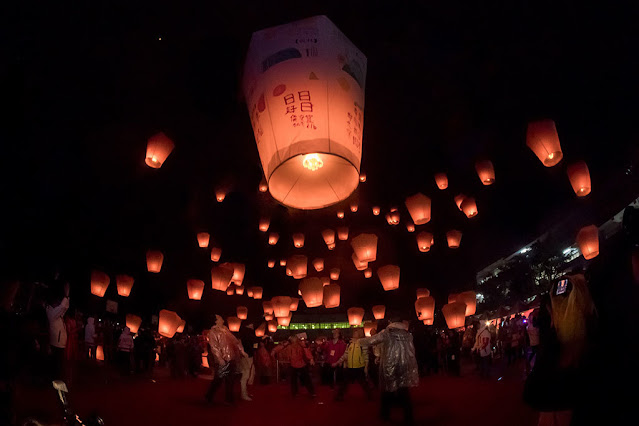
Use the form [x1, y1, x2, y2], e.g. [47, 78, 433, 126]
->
[243, 16, 367, 210]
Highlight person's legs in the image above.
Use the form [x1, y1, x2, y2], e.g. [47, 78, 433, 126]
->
[335, 368, 350, 400]
[224, 374, 235, 403]
[205, 376, 223, 402]
[356, 367, 372, 400]
[239, 357, 252, 400]
[397, 387, 414, 424]
[290, 367, 299, 396]
[301, 366, 315, 395]
[380, 391, 393, 421]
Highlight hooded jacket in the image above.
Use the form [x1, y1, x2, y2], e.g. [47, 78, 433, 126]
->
[46, 297, 69, 348]
[208, 325, 243, 365]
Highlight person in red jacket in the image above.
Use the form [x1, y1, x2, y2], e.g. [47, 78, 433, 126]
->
[286, 335, 315, 397]
[321, 329, 346, 388]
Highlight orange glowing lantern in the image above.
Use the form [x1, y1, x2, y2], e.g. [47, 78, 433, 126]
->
[215, 188, 226, 202]
[226, 286, 235, 296]
[146, 250, 164, 273]
[526, 119, 563, 167]
[187, 279, 205, 300]
[268, 259, 275, 268]
[288, 255, 308, 279]
[272, 296, 293, 318]
[454, 194, 466, 211]
[262, 301, 274, 315]
[228, 263, 245, 285]
[313, 258, 325, 272]
[243, 17, 366, 210]
[406, 222, 415, 232]
[567, 161, 591, 197]
[255, 323, 266, 337]
[300, 277, 324, 308]
[352, 253, 368, 271]
[252, 287, 263, 299]
[415, 296, 435, 320]
[158, 309, 181, 338]
[327, 242, 336, 250]
[577, 225, 599, 260]
[405, 193, 432, 225]
[259, 177, 268, 193]
[337, 227, 349, 241]
[265, 313, 274, 321]
[289, 298, 300, 311]
[280, 259, 287, 267]
[197, 232, 210, 248]
[227, 316, 241, 332]
[363, 322, 375, 337]
[91, 270, 109, 297]
[364, 268, 372, 278]
[211, 264, 234, 291]
[350, 202, 359, 213]
[286, 267, 293, 276]
[321, 276, 330, 286]
[442, 302, 467, 329]
[176, 320, 186, 334]
[116, 274, 134, 297]
[125, 314, 142, 334]
[330, 268, 341, 280]
[461, 197, 478, 218]
[323, 283, 341, 308]
[96, 345, 105, 361]
[360, 173, 367, 182]
[423, 318, 434, 325]
[267, 320, 278, 333]
[202, 354, 209, 368]
[434, 173, 448, 190]
[386, 210, 400, 225]
[259, 218, 270, 232]
[372, 305, 386, 320]
[268, 232, 279, 245]
[416, 231, 434, 253]
[337, 210, 345, 219]
[277, 313, 292, 327]
[145, 132, 175, 168]
[293, 233, 305, 248]
[372, 206, 381, 216]
[247, 288, 254, 298]
[446, 230, 462, 249]
[236, 285, 245, 295]
[457, 291, 476, 316]
[448, 293, 458, 303]
[416, 288, 430, 299]
[210, 247, 222, 262]
[377, 265, 400, 291]
[475, 160, 495, 185]
[237, 306, 248, 320]
[347, 307, 365, 326]
[322, 229, 336, 247]
[351, 233, 378, 263]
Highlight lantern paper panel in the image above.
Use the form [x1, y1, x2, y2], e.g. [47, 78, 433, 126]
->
[405, 193, 432, 225]
[567, 161, 591, 197]
[415, 296, 435, 320]
[352, 252, 368, 271]
[321, 276, 330, 286]
[262, 301, 274, 315]
[526, 119, 563, 167]
[176, 320, 186, 334]
[229, 263, 246, 285]
[434, 173, 448, 190]
[259, 177, 268, 193]
[272, 296, 293, 318]
[265, 313, 274, 321]
[252, 287, 263, 299]
[268, 259, 276, 268]
[126, 314, 142, 334]
[210, 247, 222, 262]
[377, 265, 400, 291]
[280, 259, 287, 266]
[359, 173, 366, 182]
[187, 279, 205, 300]
[236, 285, 245, 295]
[323, 283, 341, 308]
[146, 250, 164, 273]
[337, 227, 349, 241]
[91, 270, 110, 297]
[416, 231, 433, 253]
[255, 323, 266, 337]
[289, 298, 300, 311]
[457, 291, 477, 316]
[237, 306, 248, 320]
[259, 218, 270, 232]
[351, 233, 378, 263]
[372, 305, 386, 320]
[448, 293, 459, 303]
[322, 229, 336, 246]
[446, 230, 462, 249]
[158, 310, 181, 338]
[347, 307, 365, 326]
[337, 210, 345, 219]
[226, 286, 235, 296]
[268, 233, 280, 245]
[363, 321, 376, 337]
[211, 265, 234, 291]
[288, 255, 308, 279]
[277, 313, 293, 327]
[475, 160, 495, 185]
[247, 288, 255, 298]
[372, 206, 380, 216]
[145, 132, 175, 168]
[330, 268, 341, 281]
[227, 317, 241, 332]
[423, 318, 434, 325]
[454, 194, 466, 211]
[406, 222, 415, 233]
[300, 277, 324, 307]
[416, 288, 430, 299]
[215, 188, 226, 202]
[293, 233, 305, 248]
[313, 258, 325, 272]
[576, 225, 599, 260]
[96, 345, 105, 361]
[243, 16, 367, 210]
[116, 274, 134, 297]
[364, 267, 372, 278]
[386, 211, 400, 225]
[197, 232, 210, 248]
[442, 302, 467, 329]
[461, 197, 478, 218]
[268, 320, 278, 333]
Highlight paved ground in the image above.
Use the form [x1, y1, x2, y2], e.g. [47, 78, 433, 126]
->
[14, 358, 537, 426]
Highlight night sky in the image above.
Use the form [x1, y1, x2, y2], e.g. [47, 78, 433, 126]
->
[3, 1, 638, 328]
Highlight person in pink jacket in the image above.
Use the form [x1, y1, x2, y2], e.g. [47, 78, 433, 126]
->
[321, 329, 346, 388]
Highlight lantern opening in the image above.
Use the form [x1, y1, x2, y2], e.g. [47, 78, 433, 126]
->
[302, 153, 324, 171]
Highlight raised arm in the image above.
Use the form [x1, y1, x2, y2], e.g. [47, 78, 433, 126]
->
[357, 329, 386, 347]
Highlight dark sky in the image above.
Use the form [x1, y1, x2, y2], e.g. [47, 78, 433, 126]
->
[3, 1, 638, 327]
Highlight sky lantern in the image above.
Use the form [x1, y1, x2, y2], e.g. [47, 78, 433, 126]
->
[211, 264, 234, 291]
[337, 210, 345, 219]
[416, 288, 430, 299]
[350, 201, 359, 212]
[577, 225, 599, 260]
[321, 276, 330, 286]
[259, 217, 270, 232]
[300, 277, 324, 307]
[236, 285, 245, 295]
[322, 229, 336, 247]
[406, 222, 415, 233]
[423, 318, 434, 325]
[386, 210, 400, 225]
[116, 274, 134, 297]
[215, 188, 226, 203]
[146, 250, 164, 273]
[243, 16, 366, 210]
[288, 255, 308, 279]
[446, 230, 463, 249]
[461, 197, 478, 218]
[255, 323, 266, 337]
[442, 302, 467, 329]
[475, 160, 495, 185]
[526, 119, 563, 167]
[377, 265, 400, 291]
[96, 345, 105, 361]
[347, 307, 365, 326]
[176, 320, 186, 334]
[158, 310, 181, 338]
[351, 233, 378, 263]
[457, 291, 477, 316]
[434, 173, 448, 190]
[259, 177, 268, 193]
[210, 247, 222, 262]
[187, 279, 205, 300]
[567, 161, 592, 197]
[364, 267, 372, 278]
[227, 316, 241, 332]
[313, 258, 325, 272]
[416, 231, 434, 252]
[372, 305, 386, 320]
[145, 132, 174, 168]
[359, 173, 367, 182]
[415, 296, 435, 320]
[268, 232, 279, 245]
[330, 268, 341, 280]
[277, 313, 293, 327]
[272, 296, 293, 318]
[268, 259, 275, 268]
[454, 194, 466, 211]
[223, 263, 245, 285]
[247, 288, 254, 298]
[352, 253, 368, 271]
[236, 306, 248, 320]
[252, 287, 263, 299]
[262, 301, 274, 315]
[197, 232, 210, 248]
[289, 298, 300, 311]
[328, 242, 336, 250]
[226, 286, 235, 296]
[363, 322, 375, 337]
[293, 233, 305, 248]
[323, 284, 341, 308]
[337, 227, 349, 241]
[267, 320, 278, 333]
[91, 270, 109, 297]
[448, 293, 459, 303]
[405, 193, 432, 225]
[125, 314, 142, 335]
[372, 206, 380, 216]
[280, 259, 287, 267]
[265, 313, 274, 321]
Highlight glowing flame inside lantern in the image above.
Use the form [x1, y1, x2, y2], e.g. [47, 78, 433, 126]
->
[302, 153, 324, 171]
